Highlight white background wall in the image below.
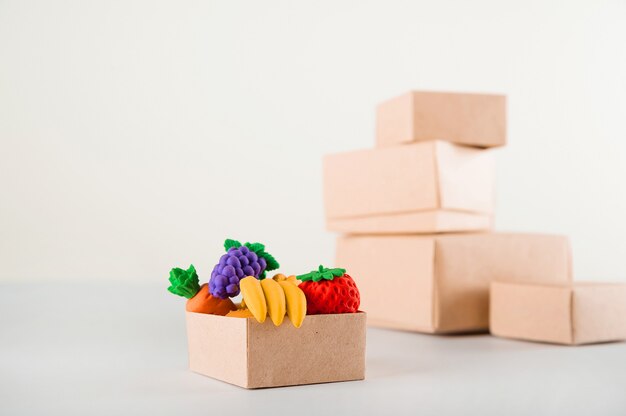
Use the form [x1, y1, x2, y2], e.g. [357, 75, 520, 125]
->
[1, 0, 625, 282]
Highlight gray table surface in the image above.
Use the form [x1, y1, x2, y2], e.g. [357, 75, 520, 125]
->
[1, 281, 625, 416]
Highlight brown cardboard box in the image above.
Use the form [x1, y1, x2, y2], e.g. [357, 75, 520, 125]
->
[376, 91, 506, 148]
[323, 141, 494, 234]
[490, 281, 626, 345]
[336, 233, 572, 333]
[186, 311, 366, 388]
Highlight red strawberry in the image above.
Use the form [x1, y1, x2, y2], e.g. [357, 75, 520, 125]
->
[297, 265, 360, 314]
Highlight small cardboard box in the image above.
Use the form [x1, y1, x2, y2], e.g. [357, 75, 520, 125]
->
[490, 281, 626, 345]
[376, 91, 506, 148]
[323, 141, 494, 234]
[186, 311, 366, 388]
[336, 233, 572, 333]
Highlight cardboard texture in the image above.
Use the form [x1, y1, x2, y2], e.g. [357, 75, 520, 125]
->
[186, 311, 366, 388]
[490, 281, 626, 345]
[376, 91, 506, 148]
[323, 141, 495, 234]
[335, 233, 572, 333]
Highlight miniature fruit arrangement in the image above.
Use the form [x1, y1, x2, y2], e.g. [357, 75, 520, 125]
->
[168, 240, 361, 328]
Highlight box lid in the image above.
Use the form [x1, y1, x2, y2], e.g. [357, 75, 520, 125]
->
[326, 209, 492, 234]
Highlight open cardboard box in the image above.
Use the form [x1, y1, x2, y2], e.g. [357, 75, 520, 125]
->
[376, 90, 506, 148]
[490, 281, 626, 345]
[336, 233, 572, 333]
[186, 311, 366, 388]
[323, 141, 494, 234]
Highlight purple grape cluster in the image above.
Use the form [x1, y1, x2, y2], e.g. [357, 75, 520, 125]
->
[209, 246, 267, 298]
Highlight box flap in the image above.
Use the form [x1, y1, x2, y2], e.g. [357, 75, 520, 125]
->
[326, 209, 492, 234]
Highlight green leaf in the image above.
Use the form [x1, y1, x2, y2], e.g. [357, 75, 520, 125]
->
[224, 239, 241, 251]
[167, 264, 200, 299]
[242, 241, 280, 273]
[245, 242, 265, 254]
[261, 252, 280, 271]
[332, 268, 345, 277]
[297, 265, 346, 282]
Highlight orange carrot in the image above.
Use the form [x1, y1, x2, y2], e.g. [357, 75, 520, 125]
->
[186, 284, 236, 315]
[168, 265, 236, 316]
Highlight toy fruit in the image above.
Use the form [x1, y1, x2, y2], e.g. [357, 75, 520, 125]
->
[226, 309, 255, 318]
[239, 276, 268, 323]
[238, 274, 308, 327]
[276, 278, 307, 328]
[209, 239, 280, 299]
[297, 265, 360, 315]
[261, 278, 286, 326]
[272, 273, 299, 284]
[168, 264, 237, 315]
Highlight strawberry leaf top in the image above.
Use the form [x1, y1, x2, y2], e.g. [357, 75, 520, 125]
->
[167, 264, 200, 299]
[223, 238, 280, 279]
[297, 265, 346, 282]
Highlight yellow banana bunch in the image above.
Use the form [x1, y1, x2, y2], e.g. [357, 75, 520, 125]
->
[238, 274, 307, 327]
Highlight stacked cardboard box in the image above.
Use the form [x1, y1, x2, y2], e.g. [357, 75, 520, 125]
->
[323, 91, 574, 334]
